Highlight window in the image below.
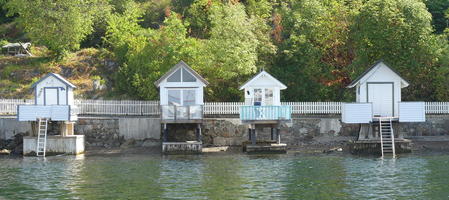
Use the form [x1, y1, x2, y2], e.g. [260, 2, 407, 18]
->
[265, 88, 273, 105]
[168, 90, 181, 106]
[183, 90, 196, 106]
[167, 68, 197, 82]
[182, 68, 196, 82]
[168, 89, 196, 106]
[253, 89, 262, 105]
[167, 69, 181, 82]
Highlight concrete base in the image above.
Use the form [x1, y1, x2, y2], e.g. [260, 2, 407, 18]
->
[349, 139, 412, 155]
[243, 141, 287, 153]
[162, 141, 202, 154]
[23, 135, 85, 156]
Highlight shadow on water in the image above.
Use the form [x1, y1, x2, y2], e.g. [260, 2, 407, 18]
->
[2, 153, 449, 199]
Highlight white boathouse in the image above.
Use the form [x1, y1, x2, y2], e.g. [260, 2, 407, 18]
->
[18, 73, 83, 156]
[239, 70, 291, 152]
[154, 61, 209, 153]
[342, 60, 425, 157]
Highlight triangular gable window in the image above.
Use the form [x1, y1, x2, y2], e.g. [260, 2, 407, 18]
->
[167, 67, 197, 82]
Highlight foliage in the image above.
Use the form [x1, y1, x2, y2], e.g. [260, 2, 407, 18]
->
[4, 0, 109, 56]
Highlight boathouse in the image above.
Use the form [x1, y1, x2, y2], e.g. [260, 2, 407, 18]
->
[154, 61, 209, 153]
[239, 70, 291, 153]
[342, 60, 425, 157]
[18, 73, 83, 156]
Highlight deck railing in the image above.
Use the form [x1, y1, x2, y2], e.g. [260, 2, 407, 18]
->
[161, 105, 203, 120]
[1, 99, 448, 116]
[240, 106, 292, 121]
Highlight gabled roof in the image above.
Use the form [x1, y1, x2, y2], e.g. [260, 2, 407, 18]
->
[239, 70, 287, 90]
[347, 60, 409, 88]
[31, 73, 76, 88]
[154, 60, 209, 87]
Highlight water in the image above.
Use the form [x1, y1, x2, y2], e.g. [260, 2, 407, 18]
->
[1, 153, 449, 199]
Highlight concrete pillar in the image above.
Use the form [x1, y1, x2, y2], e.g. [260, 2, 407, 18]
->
[60, 122, 75, 136]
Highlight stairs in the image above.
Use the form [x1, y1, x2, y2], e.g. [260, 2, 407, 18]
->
[379, 118, 395, 158]
[36, 118, 48, 157]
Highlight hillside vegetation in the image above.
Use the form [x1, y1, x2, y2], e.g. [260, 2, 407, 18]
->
[0, 0, 448, 101]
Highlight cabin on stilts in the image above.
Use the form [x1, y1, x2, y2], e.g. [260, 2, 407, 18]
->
[342, 60, 425, 157]
[239, 70, 291, 153]
[155, 61, 209, 154]
[18, 73, 83, 156]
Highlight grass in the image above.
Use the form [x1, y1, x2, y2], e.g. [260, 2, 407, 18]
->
[0, 47, 116, 99]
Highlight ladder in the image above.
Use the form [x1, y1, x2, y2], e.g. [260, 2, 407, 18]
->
[379, 118, 395, 158]
[36, 118, 48, 157]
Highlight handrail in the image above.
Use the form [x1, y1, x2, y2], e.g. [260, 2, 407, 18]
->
[379, 119, 384, 158]
[390, 118, 396, 158]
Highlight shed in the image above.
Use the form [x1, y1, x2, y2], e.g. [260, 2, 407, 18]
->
[31, 73, 76, 106]
[155, 61, 208, 106]
[18, 73, 77, 121]
[240, 70, 287, 106]
[347, 60, 409, 117]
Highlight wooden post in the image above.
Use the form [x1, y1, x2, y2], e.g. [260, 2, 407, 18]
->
[271, 127, 274, 140]
[248, 128, 252, 141]
[163, 123, 168, 142]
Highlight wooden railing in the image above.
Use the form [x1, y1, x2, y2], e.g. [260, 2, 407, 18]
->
[1, 99, 449, 116]
[240, 106, 292, 121]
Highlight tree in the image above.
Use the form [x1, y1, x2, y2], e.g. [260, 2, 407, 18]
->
[5, 0, 106, 56]
[351, 0, 449, 101]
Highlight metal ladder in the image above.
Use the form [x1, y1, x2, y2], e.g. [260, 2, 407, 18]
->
[36, 118, 48, 157]
[379, 118, 395, 158]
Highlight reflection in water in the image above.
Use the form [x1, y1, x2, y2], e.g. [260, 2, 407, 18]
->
[1, 153, 449, 199]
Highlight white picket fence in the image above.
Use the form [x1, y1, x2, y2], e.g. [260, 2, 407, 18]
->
[283, 102, 342, 114]
[425, 102, 449, 114]
[0, 99, 34, 115]
[74, 99, 160, 115]
[1, 99, 448, 116]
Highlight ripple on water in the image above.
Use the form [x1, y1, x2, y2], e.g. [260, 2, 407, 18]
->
[1, 153, 449, 199]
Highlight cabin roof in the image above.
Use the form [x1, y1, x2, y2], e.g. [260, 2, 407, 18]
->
[31, 73, 76, 89]
[239, 70, 287, 90]
[154, 60, 209, 87]
[347, 60, 409, 88]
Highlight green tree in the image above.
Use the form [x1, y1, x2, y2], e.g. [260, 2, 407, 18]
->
[5, 0, 106, 56]
[351, 0, 448, 101]
[273, 0, 356, 101]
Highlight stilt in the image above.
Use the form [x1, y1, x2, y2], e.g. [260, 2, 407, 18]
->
[163, 123, 168, 142]
[248, 128, 252, 141]
[271, 127, 274, 140]
[276, 128, 281, 144]
[196, 124, 202, 142]
[251, 128, 256, 145]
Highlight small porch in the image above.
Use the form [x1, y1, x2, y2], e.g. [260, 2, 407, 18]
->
[240, 105, 291, 122]
[17, 105, 78, 122]
[161, 105, 203, 123]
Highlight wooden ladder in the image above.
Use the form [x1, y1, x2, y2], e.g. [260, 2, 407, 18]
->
[379, 118, 395, 158]
[36, 118, 48, 157]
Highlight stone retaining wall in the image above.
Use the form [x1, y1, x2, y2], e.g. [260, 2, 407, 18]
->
[1, 115, 448, 150]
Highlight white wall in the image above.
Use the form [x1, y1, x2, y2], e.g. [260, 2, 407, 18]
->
[35, 75, 70, 105]
[356, 63, 404, 117]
